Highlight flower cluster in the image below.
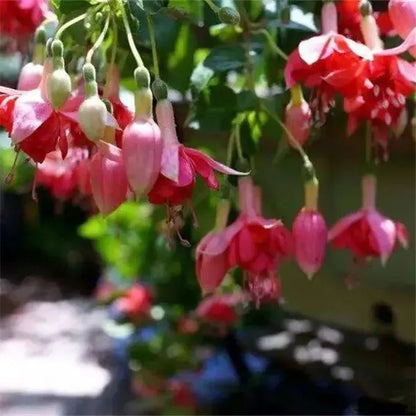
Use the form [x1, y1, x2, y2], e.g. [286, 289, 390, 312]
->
[284, 0, 416, 159]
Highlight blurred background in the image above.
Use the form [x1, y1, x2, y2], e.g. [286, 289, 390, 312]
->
[1, 0, 415, 415]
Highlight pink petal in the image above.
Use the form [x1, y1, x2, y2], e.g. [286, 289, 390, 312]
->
[197, 230, 230, 257]
[0, 86, 23, 96]
[397, 58, 416, 83]
[106, 112, 121, 130]
[298, 34, 333, 65]
[366, 211, 396, 264]
[284, 49, 305, 88]
[395, 222, 409, 248]
[328, 211, 364, 241]
[161, 143, 180, 183]
[344, 37, 373, 60]
[344, 96, 365, 113]
[11, 90, 53, 143]
[185, 148, 248, 177]
[376, 27, 416, 56]
[346, 115, 360, 136]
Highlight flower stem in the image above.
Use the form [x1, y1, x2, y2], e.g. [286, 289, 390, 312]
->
[55, 13, 87, 39]
[86, 14, 110, 64]
[261, 102, 316, 180]
[252, 29, 288, 60]
[226, 130, 235, 166]
[117, 0, 144, 67]
[103, 18, 119, 100]
[146, 13, 160, 79]
[204, 0, 219, 13]
[235, 122, 245, 162]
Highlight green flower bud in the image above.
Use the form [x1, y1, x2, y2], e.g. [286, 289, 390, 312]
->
[79, 96, 107, 141]
[359, 0, 372, 16]
[218, 7, 240, 25]
[47, 68, 72, 109]
[152, 79, 168, 101]
[134, 67, 150, 89]
[83, 63, 96, 84]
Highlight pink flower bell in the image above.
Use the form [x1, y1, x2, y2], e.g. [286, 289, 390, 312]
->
[285, 85, 312, 147]
[122, 68, 162, 197]
[329, 174, 408, 264]
[292, 178, 327, 279]
[90, 140, 128, 216]
[196, 199, 233, 295]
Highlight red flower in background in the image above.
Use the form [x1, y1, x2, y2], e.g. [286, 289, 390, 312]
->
[0, 0, 48, 39]
[114, 284, 153, 322]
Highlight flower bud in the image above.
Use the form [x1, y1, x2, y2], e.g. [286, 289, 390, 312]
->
[292, 179, 327, 279]
[285, 85, 312, 147]
[218, 7, 240, 25]
[90, 141, 128, 215]
[78, 64, 107, 141]
[152, 79, 168, 101]
[321, 1, 338, 34]
[18, 62, 43, 90]
[134, 67, 150, 89]
[359, 1, 383, 50]
[47, 40, 71, 109]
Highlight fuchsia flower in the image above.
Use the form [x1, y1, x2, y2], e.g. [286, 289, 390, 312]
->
[329, 174, 408, 264]
[148, 99, 245, 206]
[247, 273, 281, 306]
[114, 284, 153, 322]
[284, 85, 312, 146]
[227, 178, 292, 276]
[122, 69, 162, 197]
[292, 179, 327, 278]
[35, 147, 90, 200]
[90, 140, 128, 216]
[389, 0, 416, 57]
[284, 2, 374, 116]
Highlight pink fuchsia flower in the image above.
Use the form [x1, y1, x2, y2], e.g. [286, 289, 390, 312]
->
[196, 199, 233, 295]
[284, 85, 312, 147]
[292, 178, 327, 279]
[227, 178, 292, 276]
[122, 68, 162, 197]
[114, 284, 153, 322]
[89, 140, 128, 216]
[389, 0, 416, 57]
[147, 98, 246, 206]
[0, 0, 48, 39]
[329, 174, 408, 264]
[248, 273, 281, 307]
[35, 147, 90, 200]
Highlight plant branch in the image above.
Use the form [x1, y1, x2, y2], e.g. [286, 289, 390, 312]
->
[86, 14, 110, 64]
[146, 13, 160, 79]
[55, 13, 87, 39]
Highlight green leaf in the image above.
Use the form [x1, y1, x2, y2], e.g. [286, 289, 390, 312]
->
[168, 0, 204, 25]
[190, 62, 214, 93]
[59, 0, 91, 13]
[129, 0, 169, 14]
[204, 44, 245, 72]
[165, 24, 196, 92]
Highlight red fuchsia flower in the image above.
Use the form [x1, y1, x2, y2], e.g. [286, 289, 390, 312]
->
[147, 98, 246, 207]
[329, 174, 408, 265]
[284, 84, 312, 147]
[227, 178, 292, 277]
[284, 1, 374, 118]
[292, 178, 327, 279]
[114, 284, 153, 322]
[35, 147, 90, 200]
[388, 0, 416, 57]
[167, 380, 197, 411]
[122, 68, 162, 198]
[89, 140, 129, 216]
[177, 316, 199, 334]
[336, 0, 393, 42]
[196, 293, 245, 327]
[0, 0, 48, 40]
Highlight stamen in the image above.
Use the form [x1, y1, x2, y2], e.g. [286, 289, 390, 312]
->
[186, 200, 199, 228]
[5, 149, 20, 185]
[373, 85, 380, 97]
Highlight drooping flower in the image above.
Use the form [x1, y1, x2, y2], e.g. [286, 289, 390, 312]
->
[148, 98, 246, 206]
[227, 178, 292, 276]
[329, 174, 408, 264]
[292, 178, 327, 279]
[35, 147, 90, 200]
[122, 68, 162, 197]
[0, 0, 48, 40]
[284, 2, 374, 117]
[247, 273, 281, 306]
[284, 84, 312, 146]
[89, 140, 128, 216]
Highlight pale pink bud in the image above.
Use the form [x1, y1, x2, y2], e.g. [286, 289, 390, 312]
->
[321, 2, 338, 34]
[285, 87, 312, 147]
[293, 179, 327, 278]
[17, 62, 43, 91]
[90, 141, 128, 216]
